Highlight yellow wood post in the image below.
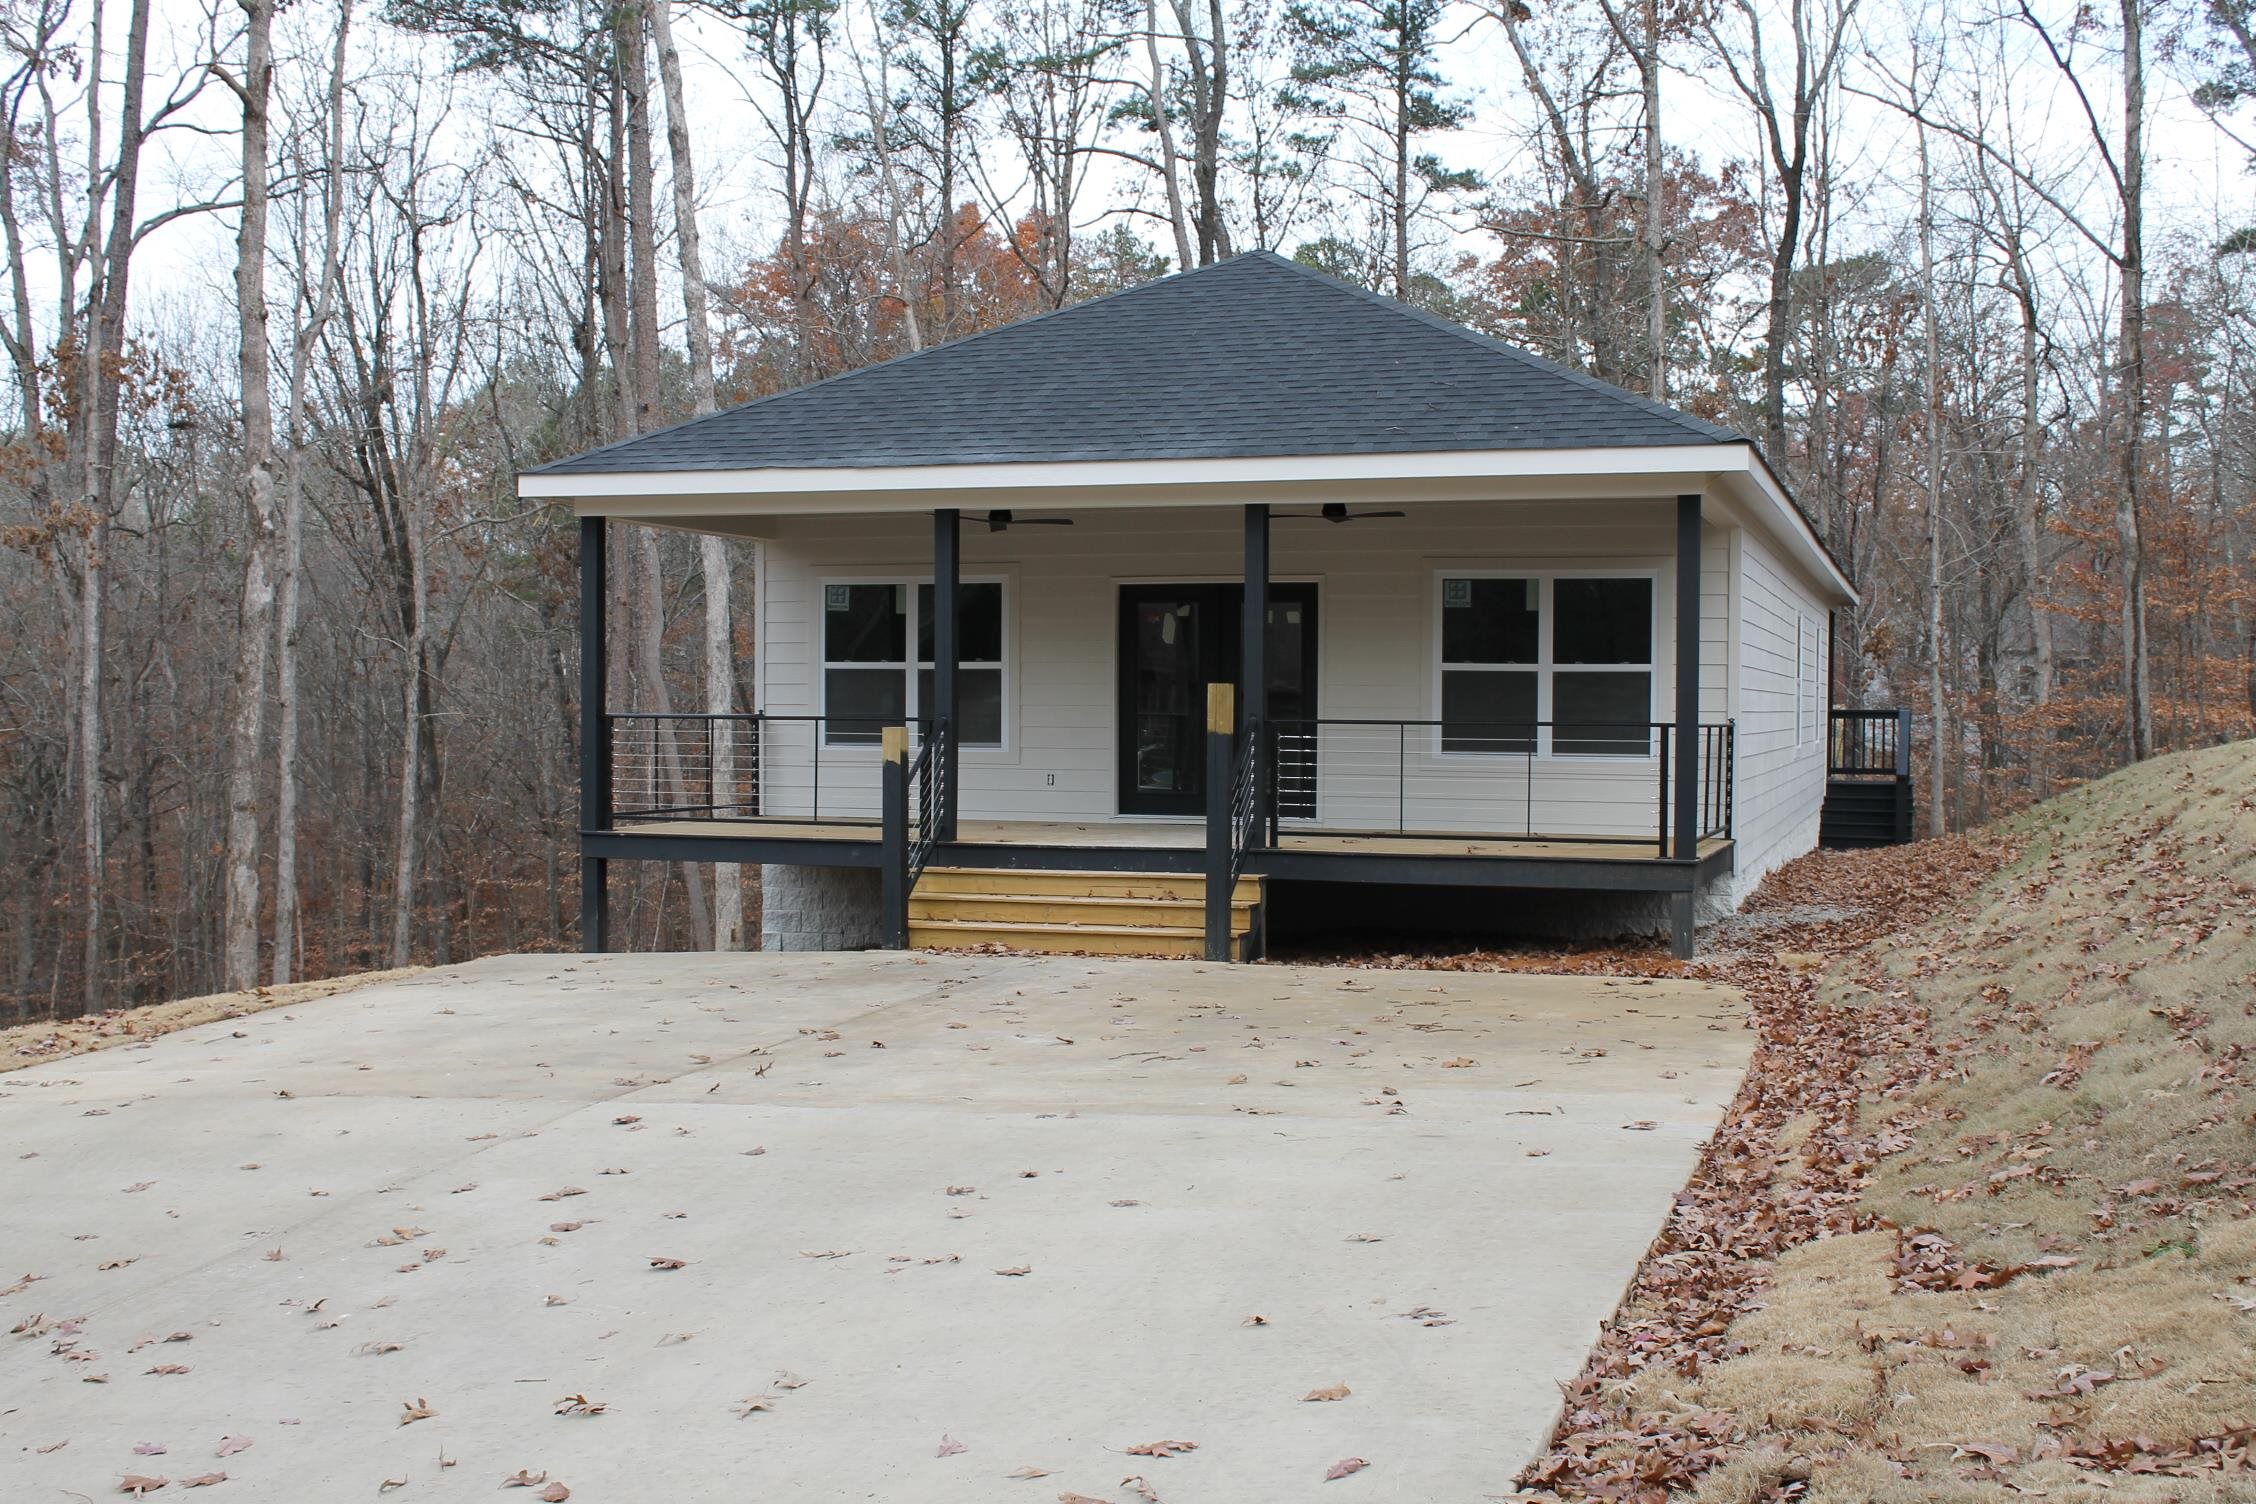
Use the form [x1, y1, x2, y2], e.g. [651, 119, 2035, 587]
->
[1207, 682, 1235, 737]
[881, 724, 910, 946]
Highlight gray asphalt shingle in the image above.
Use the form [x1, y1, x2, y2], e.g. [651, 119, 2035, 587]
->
[531, 250, 1750, 475]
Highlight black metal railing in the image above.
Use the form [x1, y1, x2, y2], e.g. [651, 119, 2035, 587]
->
[607, 712, 762, 821]
[906, 718, 945, 886]
[1829, 707, 1911, 777]
[1227, 716, 1263, 880]
[608, 712, 933, 824]
[1270, 717, 1734, 853]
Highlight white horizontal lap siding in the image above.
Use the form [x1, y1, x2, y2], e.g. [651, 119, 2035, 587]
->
[1726, 528, 1829, 900]
[754, 499, 1726, 833]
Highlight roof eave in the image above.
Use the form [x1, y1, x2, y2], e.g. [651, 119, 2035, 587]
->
[519, 442, 1856, 608]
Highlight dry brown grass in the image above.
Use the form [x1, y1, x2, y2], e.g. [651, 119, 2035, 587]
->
[0, 968, 424, 1074]
[1524, 740, 2256, 1502]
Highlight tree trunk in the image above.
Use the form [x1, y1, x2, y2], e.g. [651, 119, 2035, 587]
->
[622, 2, 661, 435]
[652, 0, 742, 950]
[221, 0, 278, 992]
[1144, 0, 1194, 271]
[2117, 0, 2150, 758]
[272, 0, 355, 985]
[1640, 0, 1665, 400]
[390, 518, 429, 969]
[1917, 116, 1947, 838]
[632, 528, 713, 950]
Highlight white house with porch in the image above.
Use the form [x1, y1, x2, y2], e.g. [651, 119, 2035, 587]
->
[520, 251, 1878, 960]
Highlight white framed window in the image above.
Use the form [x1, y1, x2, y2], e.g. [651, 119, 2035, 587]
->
[820, 576, 1007, 748]
[1435, 570, 1657, 757]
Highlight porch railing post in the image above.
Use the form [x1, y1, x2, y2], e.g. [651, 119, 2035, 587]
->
[1656, 722, 1671, 857]
[880, 724, 910, 949]
[1204, 683, 1236, 963]
[577, 515, 610, 953]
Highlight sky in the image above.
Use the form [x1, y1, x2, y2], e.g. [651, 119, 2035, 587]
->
[25, 0, 2256, 364]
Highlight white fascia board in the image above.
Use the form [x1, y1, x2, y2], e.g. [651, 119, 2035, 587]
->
[520, 441, 1858, 607]
[519, 445, 1731, 508]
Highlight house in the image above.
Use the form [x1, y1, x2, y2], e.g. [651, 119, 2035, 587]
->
[519, 251, 1872, 961]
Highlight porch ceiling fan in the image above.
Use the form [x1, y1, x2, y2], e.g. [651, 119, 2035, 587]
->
[1280, 502, 1406, 524]
[975, 509, 1074, 532]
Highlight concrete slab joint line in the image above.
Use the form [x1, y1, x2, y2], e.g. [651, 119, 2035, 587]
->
[0, 950, 1752, 1501]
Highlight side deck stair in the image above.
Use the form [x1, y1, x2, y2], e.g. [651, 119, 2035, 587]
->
[1819, 777, 1914, 848]
[909, 867, 1262, 959]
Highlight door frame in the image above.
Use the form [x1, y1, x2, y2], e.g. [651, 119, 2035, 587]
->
[1115, 582, 1319, 818]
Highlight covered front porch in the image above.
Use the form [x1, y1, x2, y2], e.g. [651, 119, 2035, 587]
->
[572, 493, 1737, 960]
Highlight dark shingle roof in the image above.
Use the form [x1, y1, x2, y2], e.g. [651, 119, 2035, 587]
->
[532, 251, 1748, 475]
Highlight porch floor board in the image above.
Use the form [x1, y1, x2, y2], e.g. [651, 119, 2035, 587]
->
[616, 816, 1725, 864]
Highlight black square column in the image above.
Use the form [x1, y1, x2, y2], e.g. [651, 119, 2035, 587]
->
[933, 507, 960, 839]
[578, 514, 610, 952]
[1243, 503, 1270, 828]
[1672, 492, 1702, 957]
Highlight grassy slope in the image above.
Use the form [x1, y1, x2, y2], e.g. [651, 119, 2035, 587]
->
[1677, 741, 2256, 1502]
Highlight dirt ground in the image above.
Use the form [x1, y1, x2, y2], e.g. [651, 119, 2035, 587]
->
[1503, 740, 2256, 1503]
[0, 969, 424, 1075]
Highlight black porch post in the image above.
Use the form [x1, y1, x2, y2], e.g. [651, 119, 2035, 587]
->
[1672, 492, 1701, 957]
[1242, 503, 1270, 830]
[933, 507, 960, 839]
[578, 514, 611, 953]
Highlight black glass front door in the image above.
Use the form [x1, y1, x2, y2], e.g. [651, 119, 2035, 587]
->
[1116, 584, 1317, 817]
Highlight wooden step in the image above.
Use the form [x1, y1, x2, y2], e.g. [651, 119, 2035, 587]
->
[916, 867, 1260, 903]
[908, 918, 1210, 958]
[909, 892, 1254, 931]
[908, 865, 1264, 959]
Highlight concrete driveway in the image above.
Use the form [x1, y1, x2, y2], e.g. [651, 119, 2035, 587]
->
[0, 953, 1749, 1502]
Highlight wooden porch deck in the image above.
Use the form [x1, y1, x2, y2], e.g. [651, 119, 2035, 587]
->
[613, 816, 1727, 866]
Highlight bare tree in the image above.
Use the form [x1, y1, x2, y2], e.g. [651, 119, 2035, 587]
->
[652, 0, 744, 948]
[272, 0, 357, 984]
[1701, 0, 1861, 465]
[219, 0, 279, 991]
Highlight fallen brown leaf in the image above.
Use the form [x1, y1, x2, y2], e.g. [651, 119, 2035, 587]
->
[398, 1398, 435, 1426]
[1324, 1457, 1369, 1480]
[1302, 1383, 1351, 1402]
[1124, 1440, 1196, 1458]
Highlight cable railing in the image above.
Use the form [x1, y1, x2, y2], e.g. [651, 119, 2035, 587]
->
[607, 713, 929, 824]
[1269, 716, 1734, 853]
[905, 719, 945, 886]
[1227, 716, 1263, 879]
